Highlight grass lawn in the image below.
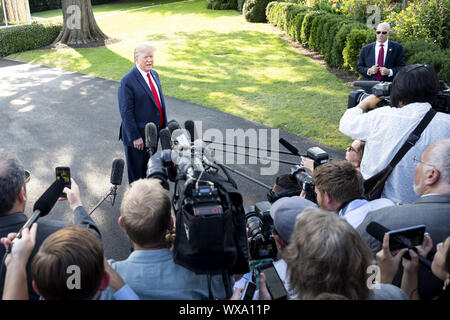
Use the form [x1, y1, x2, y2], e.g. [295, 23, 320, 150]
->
[9, 0, 353, 149]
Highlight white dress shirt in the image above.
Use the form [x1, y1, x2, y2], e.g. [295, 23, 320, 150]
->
[340, 102, 450, 204]
[136, 64, 161, 103]
[368, 40, 393, 77]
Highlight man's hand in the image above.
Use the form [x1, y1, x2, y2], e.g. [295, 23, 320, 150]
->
[1, 223, 38, 268]
[376, 233, 408, 284]
[63, 178, 83, 211]
[368, 65, 379, 75]
[258, 273, 272, 300]
[133, 137, 144, 151]
[104, 257, 125, 293]
[416, 233, 433, 258]
[356, 94, 383, 112]
[379, 67, 391, 76]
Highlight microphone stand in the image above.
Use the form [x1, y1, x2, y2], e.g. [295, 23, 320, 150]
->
[89, 185, 118, 216]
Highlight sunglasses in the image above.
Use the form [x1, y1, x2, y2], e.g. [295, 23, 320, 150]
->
[376, 31, 388, 35]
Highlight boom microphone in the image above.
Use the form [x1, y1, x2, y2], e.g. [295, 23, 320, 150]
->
[160, 128, 172, 150]
[184, 120, 195, 143]
[14, 179, 64, 242]
[366, 222, 432, 269]
[353, 80, 381, 89]
[110, 158, 125, 186]
[145, 122, 158, 154]
[167, 119, 181, 134]
[279, 138, 300, 156]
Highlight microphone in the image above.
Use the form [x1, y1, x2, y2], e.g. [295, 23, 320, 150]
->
[279, 138, 300, 157]
[171, 128, 191, 149]
[366, 222, 432, 270]
[145, 122, 158, 155]
[353, 80, 381, 88]
[167, 119, 181, 134]
[13, 179, 64, 245]
[160, 128, 172, 150]
[110, 158, 124, 206]
[184, 120, 195, 144]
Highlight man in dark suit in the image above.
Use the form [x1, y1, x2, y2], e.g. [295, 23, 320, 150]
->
[357, 139, 450, 300]
[0, 150, 100, 300]
[356, 22, 405, 86]
[118, 44, 167, 184]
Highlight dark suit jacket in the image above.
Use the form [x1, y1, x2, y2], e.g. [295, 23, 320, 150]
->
[357, 194, 450, 300]
[0, 207, 100, 300]
[356, 40, 405, 81]
[118, 66, 167, 146]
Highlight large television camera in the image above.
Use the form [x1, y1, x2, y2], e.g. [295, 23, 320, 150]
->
[348, 80, 450, 113]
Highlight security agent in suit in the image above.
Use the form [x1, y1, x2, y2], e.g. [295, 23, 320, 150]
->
[118, 44, 167, 184]
[356, 22, 405, 86]
[0, 150, 100, 300]
[357, 139, 450, 300]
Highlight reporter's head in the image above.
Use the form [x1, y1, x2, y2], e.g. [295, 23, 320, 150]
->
[0, 150, 26, 216]
[119, 178, 171, 248]
[283, 208, 372, 300]
[30, 225, 108, 300]
[390, 64, 440, 108]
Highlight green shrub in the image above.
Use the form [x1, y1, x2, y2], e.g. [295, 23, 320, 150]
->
[292, 10, 308, 43]
[0, 21, 62, 57]
[329, 21, 366, 68]
[243, 0, 271, 22]
[406, 48, 450, 84]
[323, 18, 347, 64]
[300, 10, 324, 46]
[320, 15, 345, 54]
[285, 4, 308, 39]
[308, 13, 332, 52]
[207, 0, 238, 10]
[265, 1, 278, 23]
[342, 28, 372, 71]
[237, 0, 246, 12]
[401, 39, 441, 61]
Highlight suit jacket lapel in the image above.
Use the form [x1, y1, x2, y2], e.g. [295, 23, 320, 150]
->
[133, 66, 157, 106]
[151, 70, 165, 110]
[384, 41, 393, 67]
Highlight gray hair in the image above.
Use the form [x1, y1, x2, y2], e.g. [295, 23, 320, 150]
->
[0, 150, 25, 215]
[134, 44, 155, 60]
[428, 139, 450, 185]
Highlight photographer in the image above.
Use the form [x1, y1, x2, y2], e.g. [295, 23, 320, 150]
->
[309, 161, 394, 229]
[340, 64, 450, 204]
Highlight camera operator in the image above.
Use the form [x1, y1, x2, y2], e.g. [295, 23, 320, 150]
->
[100, 178, 231, 300]
[0, 150, 100, 300]
[307, 161, 394, 229]
[340, 64, 450, 204]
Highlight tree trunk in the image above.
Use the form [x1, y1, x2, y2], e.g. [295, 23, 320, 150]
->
[53, 0, 108, 46]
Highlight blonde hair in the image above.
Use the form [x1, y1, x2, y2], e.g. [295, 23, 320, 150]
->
[283, 209, 373, 300]
[121, 178, 171, 246]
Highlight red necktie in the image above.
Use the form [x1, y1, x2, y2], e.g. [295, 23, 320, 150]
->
[376, 44, 384, 81]
[147, 72, 164, 127]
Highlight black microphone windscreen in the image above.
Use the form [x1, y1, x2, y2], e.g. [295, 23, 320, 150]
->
[145, 122, 158, 150]
[110, 158, 125, 185]
[366, 221, 391, 242]
[184, 120, 195, 143]
[160, 128, 172, 150]
[353, 80, 380, 88]
[279, 138, 299, 156]
[167, 120, 181, 134]
[33, 179, 64, 216]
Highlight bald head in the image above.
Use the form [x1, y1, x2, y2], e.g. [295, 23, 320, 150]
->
[376, 22, 391, 43]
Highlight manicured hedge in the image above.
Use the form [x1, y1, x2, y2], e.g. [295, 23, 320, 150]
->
[243, 0, 271, 23]
[0, 21, 62, 56]
[206, 0, 238, 10]
[237, 0, 246, 12]
[265, 2, 450, 81]
[29, 0, 113, 13]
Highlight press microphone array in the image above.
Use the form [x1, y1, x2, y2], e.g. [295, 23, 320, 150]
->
[89, 158, 125, 215]
[366, 221, 432, 270]
[145, 122, 158, 155]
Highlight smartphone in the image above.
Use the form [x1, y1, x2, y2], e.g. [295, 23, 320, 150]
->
[257, 262, 288, 300]
[55, 167, 71, 198]
[387, 224, 426, 251]
[240, 281, 256, 300]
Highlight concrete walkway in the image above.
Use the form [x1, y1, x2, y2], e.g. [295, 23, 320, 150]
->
[0, 59, 344, 260]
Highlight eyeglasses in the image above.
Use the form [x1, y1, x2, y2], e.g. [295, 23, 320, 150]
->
[376, 31, 388, 35]
[413, 156, 436, 169]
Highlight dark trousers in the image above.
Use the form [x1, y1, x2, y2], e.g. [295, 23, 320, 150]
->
[124, 145, 150, 184]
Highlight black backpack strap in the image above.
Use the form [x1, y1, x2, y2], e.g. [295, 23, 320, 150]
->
[388, 109, 437, 168]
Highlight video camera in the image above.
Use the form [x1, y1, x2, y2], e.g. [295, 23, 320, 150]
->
[348, 80, 450, 113]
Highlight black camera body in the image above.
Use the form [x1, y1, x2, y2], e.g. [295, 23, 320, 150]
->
[348, 80, 450, 113]
[245, 201, 277, 260]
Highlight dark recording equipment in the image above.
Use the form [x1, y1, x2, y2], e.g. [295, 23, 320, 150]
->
[387, 224, 426, 252]
[245, 201, 277, 260]
[240, 281, 257, 300]
[55, 166, 71, 198]
[257, 261, 288, 300]
[348, 80, 450, 113]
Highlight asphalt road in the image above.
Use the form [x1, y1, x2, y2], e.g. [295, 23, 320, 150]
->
[0, 59, 345, 260]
